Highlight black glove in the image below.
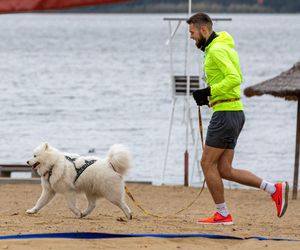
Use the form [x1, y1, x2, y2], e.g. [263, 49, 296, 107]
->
[193, 87, 211, 106]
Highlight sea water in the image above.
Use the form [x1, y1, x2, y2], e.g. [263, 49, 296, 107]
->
[0, 13, 299, 187]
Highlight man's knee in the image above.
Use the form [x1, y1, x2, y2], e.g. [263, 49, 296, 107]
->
[200, 157, 216, 172]
[200, 157, 208, 169]
[218, 165, 233, 180]
[201, 145, 225, 172]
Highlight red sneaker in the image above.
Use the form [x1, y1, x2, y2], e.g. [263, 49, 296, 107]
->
[197, 212, 233, 225]
[271, 181, 289, 218]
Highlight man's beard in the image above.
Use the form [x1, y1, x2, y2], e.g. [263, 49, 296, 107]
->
[196, 37, 206, 49]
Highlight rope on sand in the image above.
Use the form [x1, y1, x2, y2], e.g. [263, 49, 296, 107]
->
[0, 232, 298, 242]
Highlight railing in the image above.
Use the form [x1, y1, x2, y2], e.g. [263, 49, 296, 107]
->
[0, 164, 38, 178]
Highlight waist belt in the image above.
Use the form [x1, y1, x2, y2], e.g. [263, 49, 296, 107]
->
[209, 98, 240, 108]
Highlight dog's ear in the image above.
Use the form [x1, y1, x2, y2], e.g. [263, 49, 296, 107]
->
[44, 143, 48, 150]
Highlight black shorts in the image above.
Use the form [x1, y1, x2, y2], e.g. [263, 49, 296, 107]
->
[205, 111, 245, 149]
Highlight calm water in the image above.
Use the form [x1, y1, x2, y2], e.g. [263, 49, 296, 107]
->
[0, 13, 299, 187]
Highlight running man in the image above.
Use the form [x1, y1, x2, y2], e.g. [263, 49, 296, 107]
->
[187, 12, 288, 225]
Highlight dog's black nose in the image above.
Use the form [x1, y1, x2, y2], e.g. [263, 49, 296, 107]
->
[26, 161, 29, 165]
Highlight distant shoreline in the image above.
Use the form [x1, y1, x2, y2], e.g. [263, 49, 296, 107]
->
[59, 3, 299, 14]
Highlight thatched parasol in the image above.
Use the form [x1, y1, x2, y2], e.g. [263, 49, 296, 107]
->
[244, 62, 300, 199]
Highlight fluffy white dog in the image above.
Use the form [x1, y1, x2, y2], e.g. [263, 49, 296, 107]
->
[26, 143, 133, 219]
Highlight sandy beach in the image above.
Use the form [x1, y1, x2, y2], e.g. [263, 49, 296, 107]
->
[0, 183, 299, 249]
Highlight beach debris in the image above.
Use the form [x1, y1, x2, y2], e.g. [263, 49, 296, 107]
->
[116, 217, 126, 222]
[88, 148, 95, 153]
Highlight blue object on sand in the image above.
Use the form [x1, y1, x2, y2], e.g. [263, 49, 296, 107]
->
[0, 232, 298, 242]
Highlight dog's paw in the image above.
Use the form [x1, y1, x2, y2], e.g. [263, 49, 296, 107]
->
[26, 208, 37, 214]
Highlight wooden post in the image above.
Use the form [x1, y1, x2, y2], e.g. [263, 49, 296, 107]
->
[184, 150, 189, 186]
[293, 98, 300, 199]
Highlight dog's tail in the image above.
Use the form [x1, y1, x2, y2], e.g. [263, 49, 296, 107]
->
[107, 144, 132, 176]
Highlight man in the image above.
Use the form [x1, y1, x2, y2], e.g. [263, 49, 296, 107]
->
[187, 12, 288, 225]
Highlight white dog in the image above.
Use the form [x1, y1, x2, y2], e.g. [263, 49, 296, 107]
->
[26, 143, 133, 219]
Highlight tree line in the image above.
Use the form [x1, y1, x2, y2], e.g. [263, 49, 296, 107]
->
[64, 0, 300, 13]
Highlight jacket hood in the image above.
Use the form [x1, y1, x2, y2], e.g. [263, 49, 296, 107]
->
[206, 31, 235, 50]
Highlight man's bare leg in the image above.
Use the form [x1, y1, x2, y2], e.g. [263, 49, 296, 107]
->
[217, 149, 289, 218]
[217, 149, 262, 188]
[198, 145, 234, 224]
[199, 145, 264, 224]
[200, 145, 226, 204]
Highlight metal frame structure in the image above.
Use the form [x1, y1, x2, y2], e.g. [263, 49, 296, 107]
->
[161, 10, 232, 186]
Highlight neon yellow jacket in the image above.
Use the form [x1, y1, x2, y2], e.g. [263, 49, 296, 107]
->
[204, 31, 243, 112]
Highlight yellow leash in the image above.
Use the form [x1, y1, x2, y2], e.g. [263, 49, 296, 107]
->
[197, 105, 207, 194]
[125, 182, 205, 218]
[125, 105, 206, 218]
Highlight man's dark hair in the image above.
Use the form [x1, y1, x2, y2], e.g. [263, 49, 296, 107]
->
[186, 12, 213, 30]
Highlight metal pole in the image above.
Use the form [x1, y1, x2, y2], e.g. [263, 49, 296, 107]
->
[162, 98, 177, 184]
[184, 0, 192, 187]
[161, 21, 177, 185]
[293, 98, 300, 199]
[165, 20, 182, 47]
[184, 150, 189, 186]
[168, 21, 175, 97]
[190, 131, 202, 184]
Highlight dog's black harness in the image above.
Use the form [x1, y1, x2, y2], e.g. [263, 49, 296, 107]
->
[65, 156, 97, 183]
